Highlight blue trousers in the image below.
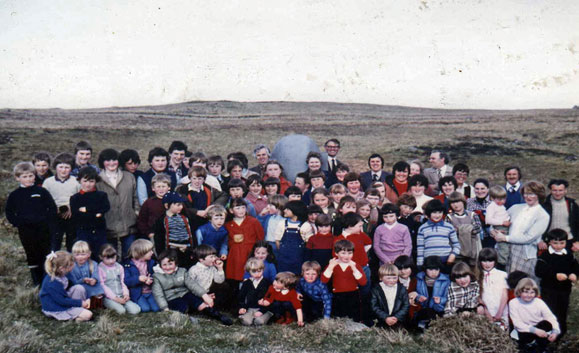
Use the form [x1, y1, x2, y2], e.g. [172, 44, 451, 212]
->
[137, 293, 160, 312]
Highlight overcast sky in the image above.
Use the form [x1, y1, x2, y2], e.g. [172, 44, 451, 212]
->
[1, 0, 578, 109]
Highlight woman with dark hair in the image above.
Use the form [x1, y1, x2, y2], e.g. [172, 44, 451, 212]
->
[383, 161, 410, 204]
[493, 181, 550, 281]
[96, 148, 139, 259]
[466, 178, 492, 246]
[434, 176, 458, 212]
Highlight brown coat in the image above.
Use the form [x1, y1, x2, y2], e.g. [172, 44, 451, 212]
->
[97, 170, 139, 238]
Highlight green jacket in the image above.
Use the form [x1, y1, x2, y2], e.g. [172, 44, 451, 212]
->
[152, 268, 204, 310]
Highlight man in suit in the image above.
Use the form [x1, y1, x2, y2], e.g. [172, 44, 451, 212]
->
[504, 165, 525, 209]
[360, 153, 389, 191]
[249, 144, 270, 177]
[323, 138, 342, 176]
[424, 150, 452, 195]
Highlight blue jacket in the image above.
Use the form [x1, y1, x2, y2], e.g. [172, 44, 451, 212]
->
[123, 258, 157, 302]
[415, 271, 450, 313]
[39, 276, 83, 312]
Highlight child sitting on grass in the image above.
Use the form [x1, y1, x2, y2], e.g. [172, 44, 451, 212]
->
[187, 245, 232, 325]
[322, 239, 367, 322]
[123, 239, 160, 313]
[244, 241, 277, 283]
[509, 278, 560, 353]
[443, 262, 480, 317]
[98, 244, 141, 315]
[371, 264, 409, 329]
[297, 261, 332, 322]
[40, 250, 92, 322]
[238, 258, 271, 326]
[259, 272, 304, 326]
[68, 241, 104, 308]
[414, 256, 450, 330]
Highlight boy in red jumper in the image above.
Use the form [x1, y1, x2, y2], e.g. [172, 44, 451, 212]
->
[137, 174, 171, 240]
[259, 272, 304, 326]
[322, 239, 367, 322]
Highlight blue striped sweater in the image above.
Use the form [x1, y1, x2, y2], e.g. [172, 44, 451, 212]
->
[416, 220, 461, 266]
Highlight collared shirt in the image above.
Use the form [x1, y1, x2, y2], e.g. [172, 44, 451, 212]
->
[506, 181, 521, 193]
[548, 246, 567, 255]
[372, 171, 383, 181]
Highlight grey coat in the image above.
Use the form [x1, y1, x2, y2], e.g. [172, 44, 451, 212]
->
[152, 268, 202, 310]
[97, 170, 139, 238]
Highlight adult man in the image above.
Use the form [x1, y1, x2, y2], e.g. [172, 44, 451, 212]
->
[323, 139, 341, 175]
[167, 140, 188, 183]
[504, 166, 524, 209]
[360, 153, 388, 191]
[540, 179, 579, 251]
[424, 150, 452, 195]
[249, 144, 270, 177]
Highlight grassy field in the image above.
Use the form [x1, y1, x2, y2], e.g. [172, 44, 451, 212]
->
[0, 101, 578, 352]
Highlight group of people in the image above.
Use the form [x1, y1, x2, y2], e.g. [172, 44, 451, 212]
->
[5, 138, 578, 352]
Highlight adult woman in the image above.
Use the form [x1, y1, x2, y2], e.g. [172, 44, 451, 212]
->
[96, 148, 139, 258]
[452, 163, 474, 198]
[493, 181, 549, 281]
[263, 160, 292, 194]
[466, 178, 492, 246]
[408, 174, 432, 213]
[434, 176, 458, 211]
[409, 160, 424, 177]
[383, 161, 410, 204]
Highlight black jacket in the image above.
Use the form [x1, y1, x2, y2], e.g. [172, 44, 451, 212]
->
[370, 283, 409, 324]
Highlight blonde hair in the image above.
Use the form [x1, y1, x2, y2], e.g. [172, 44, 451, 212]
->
[207, 204, 227, 219]
[489, 185, 507, 200]
[514, 278, 540, 297]
[45, 251, 74, 279]
[275, 271, 298, 289]
[13, 162, 35, 177]
[244, 257, 265, 272]
[72, 240, 91, 254]
[301, 261, 321, 275]
[151, 173, 171, 187]
[378, 264, 399, 278]
[127, 239, 154, 260]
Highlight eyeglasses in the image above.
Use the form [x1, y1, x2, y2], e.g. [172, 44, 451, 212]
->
[250, 269, 263, 273]
[325, 145, 340, 149]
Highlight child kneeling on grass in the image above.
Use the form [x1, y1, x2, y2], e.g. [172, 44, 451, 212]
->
[259, 272, 304, 326]
[40, 251, 92, 322]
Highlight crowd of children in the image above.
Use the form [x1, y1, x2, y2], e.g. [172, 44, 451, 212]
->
[6, 140, 579, 352]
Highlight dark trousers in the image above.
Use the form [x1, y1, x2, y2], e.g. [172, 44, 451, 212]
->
[18, 223, 51, 285]
[168, 292, 203, 313]
[518, 320, 553, 351]
[332, 290, 361, 322]
[270, 301, 295, 318]
[77, 228, 107, 261]
[52, 217, 76, 251]
[541, 287, 569, 337]
[302, 295, 324, 322]
[208, 281, 233, 312]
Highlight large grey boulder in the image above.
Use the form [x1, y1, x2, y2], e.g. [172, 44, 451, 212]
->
[270, 134, 326, 183]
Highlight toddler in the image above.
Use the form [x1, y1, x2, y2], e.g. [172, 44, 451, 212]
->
[486, 186, 511, 268]
[40, 251, 92, 321]
[98, 244, 141, 315]
[244, 241, 277, 282]
[124, 239, 160, 312]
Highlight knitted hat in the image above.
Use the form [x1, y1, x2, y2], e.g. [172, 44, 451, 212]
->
[162, 191, 185, 204]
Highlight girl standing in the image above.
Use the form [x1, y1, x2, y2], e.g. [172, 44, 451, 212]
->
[477, 248, 508, 328]
[276, 201, 308, 275]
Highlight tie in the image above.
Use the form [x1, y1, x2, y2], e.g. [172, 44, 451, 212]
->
[509, 186, 515, 193]
[331, 159, 337, 172]
[437, 169, 442, 179]
[372, 174, 378, 181]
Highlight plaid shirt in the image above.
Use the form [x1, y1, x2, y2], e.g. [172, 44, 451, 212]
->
[444, 281, 480, 317]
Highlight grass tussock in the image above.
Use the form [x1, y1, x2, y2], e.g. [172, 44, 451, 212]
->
[160, 310, 191, 329]
[0, 320, 47, 353]
[89, 313, 124, 341]
[12, 285, 40, 312]
[424, 315, 518, 353]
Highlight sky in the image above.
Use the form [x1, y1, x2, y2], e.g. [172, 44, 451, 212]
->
[1, 0, 578, 109]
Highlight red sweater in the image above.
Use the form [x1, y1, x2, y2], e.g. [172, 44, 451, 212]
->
[263, 286, 302, 310]
[137, 197, 165, 236]
[333, 232, 372, 266]
[322, 263, 367, 293]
